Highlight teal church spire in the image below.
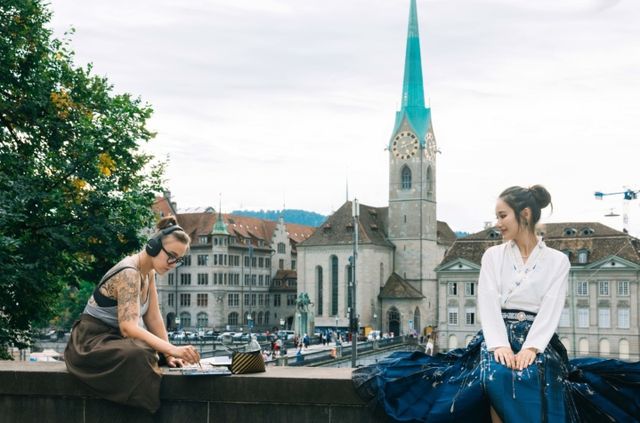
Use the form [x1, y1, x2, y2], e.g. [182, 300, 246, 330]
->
[390, 0, 431, 147]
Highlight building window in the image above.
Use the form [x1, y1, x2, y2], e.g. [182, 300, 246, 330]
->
[228, 312, 238, 326]
[244, 294, 250, 306]
[265, 294, 270, 307]
[258, 257, 264, 267]
[448, 282, 457, 296]
[287, 294, 296, 306]
[251, 257, 257, 267]
[168, 293, 174, 307]
[577, 250, 588, 264]
[182, 255, 191, 266]
[258, 294, 264, 306]
[274, 294, 281, 307]
[618, 308, 630, 329]
[168, 274, 174, 285]
[559, 307, 570, 327]
[197, 312, 208, 327]
[277, 242, 286, 254]
[228, 293, 239, 307]
[599, 281, 609, 296]
[264, 311, 270, 325]
[197, 273, 208, 285]
[617, 281, 629, 296]
[179, 312, 191, 328]
[244, 256, 250, 267]
[576, 281, 588, 296]
[179, 293, 191, 307]
[401, 166, 412, 190]
[197, 293, 208, 307]
[465, 307, 475, 325]
[292, 259, 296, 270]
[331, 255, 339, 316]
[448, 307, 458, 325]
[180, 274, 191, 285]
[577, 308, 589, 328]
[465, 282, 475, 296]
[316, 266, 323, 315]
[279, 259, 284, 270]
[265, 275, 271, 286]
[198, 236, 208, 244]
[598, 308, 610, 328]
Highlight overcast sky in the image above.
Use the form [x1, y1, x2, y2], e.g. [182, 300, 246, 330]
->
[48, 0, 640, 235]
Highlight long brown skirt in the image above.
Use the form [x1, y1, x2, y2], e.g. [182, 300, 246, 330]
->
[65, 314, 162, 413]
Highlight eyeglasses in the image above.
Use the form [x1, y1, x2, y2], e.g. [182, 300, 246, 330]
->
[161, 245, 184, 266]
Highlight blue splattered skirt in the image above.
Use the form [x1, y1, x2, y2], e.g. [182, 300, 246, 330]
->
[352, 311, 640, 423]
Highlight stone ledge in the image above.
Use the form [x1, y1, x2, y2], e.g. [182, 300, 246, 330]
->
[0, 361, 386, 423]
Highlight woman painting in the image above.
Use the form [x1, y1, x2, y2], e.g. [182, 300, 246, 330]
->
[65, 216, 201, 413]
[353, 185, 640, 422]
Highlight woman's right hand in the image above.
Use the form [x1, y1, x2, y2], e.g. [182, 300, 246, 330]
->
[168, 345, 200, 365]
[493, 346, 515, 369]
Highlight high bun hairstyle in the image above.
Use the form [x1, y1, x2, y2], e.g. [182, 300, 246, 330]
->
[499, 185, 552, 233]
[154, 216, 190, 245]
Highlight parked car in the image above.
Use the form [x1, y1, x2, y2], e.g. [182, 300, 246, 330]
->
[277, 330, 295, 340]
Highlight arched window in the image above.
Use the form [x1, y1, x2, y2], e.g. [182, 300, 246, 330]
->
[448, 334, 458, 350]
[264, 311, 270, 325]
[196, 312, 208, 328]
[426, 165, 433, 199]
[277, 242, 286, 254]
[619, 339, 630, 360]
[331, 256, 339, 316]
[401, 166, 412, 190]
[228, 312, 238, 326]
[257, 311, 264, 325]
[179, 312, 191, 328]
[387, 307, 401, 336]
[413, 307, 421, 334]
[599, 339, 610, 356]
[316, 265, 323, 315]
[578, 338, 589, 355]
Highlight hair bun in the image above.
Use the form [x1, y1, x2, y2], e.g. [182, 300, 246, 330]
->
[157, 216, 178, 230]
[529, 185, 551, 209]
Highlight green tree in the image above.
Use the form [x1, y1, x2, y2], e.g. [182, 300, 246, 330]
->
[0, 0, 164, 358]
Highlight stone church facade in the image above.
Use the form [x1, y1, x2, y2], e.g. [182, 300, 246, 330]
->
[296, 0, 456, 337]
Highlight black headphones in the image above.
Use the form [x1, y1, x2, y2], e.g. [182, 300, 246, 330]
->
[145, 225, 184, 257]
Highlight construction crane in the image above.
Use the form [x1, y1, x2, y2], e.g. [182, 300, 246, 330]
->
[594, 188, 638, 233]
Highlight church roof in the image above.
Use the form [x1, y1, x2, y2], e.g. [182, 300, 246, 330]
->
[440, 222, 640, 268]
[300, 201, 393, 248]
[300, 201, 455, 248]
[379, 273, 424, 299]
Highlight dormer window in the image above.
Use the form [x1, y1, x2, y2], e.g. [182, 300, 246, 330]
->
[580, 227, 594, 236]
[577, 249, 589, 264]
[564, 228, 577, 236]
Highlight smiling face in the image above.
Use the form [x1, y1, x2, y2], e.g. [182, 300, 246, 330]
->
[495, 198, 522, 241]
[152, 236, 189, 275]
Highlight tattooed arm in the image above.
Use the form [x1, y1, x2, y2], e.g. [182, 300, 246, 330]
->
[115, 269, 200, 364]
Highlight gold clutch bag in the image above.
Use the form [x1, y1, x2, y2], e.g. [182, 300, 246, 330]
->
[230, 350, 266, 374]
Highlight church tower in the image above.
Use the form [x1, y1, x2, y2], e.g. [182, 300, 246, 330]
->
[388, 0, 438, 294]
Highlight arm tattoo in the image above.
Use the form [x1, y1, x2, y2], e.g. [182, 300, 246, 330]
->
[116, 269, 141, 323]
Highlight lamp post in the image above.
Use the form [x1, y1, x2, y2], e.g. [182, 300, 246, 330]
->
[373, 313, 377, 331]
[351, 198, 359, 367]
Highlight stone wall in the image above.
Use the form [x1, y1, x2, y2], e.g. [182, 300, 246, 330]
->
[0, 361, 387, 423]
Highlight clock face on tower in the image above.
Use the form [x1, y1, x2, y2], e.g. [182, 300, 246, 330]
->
[392, 132, 419, 160]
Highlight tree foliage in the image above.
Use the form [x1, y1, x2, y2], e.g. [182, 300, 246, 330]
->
[0, 0, 164, 358]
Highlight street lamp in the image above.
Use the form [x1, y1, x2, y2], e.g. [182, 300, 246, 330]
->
[373, 313, 377, 331]
[351, 198, 359, 367]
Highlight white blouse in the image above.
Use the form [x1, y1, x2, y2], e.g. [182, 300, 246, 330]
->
[477, 238, 570, 353]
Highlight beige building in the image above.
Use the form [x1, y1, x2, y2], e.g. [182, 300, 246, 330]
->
[436, 222, 640, 360]
[153, 197, 315, 332]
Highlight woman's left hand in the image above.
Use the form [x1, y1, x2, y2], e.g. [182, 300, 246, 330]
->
[166, 355, 186, 368]
[515, 347, 537, 370]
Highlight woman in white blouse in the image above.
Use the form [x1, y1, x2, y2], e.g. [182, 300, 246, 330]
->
[353, 185, 639, 423]
[478, 185, 570, 423]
